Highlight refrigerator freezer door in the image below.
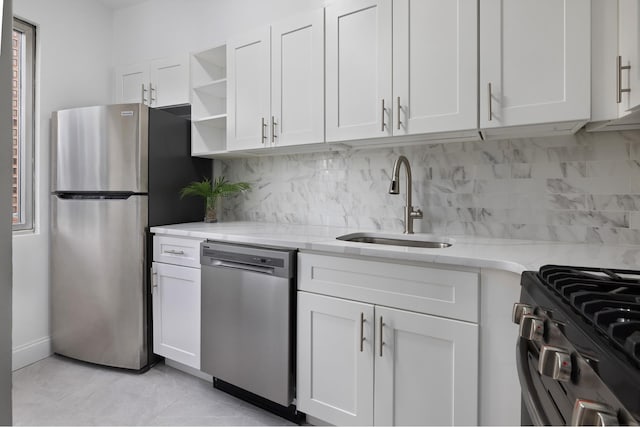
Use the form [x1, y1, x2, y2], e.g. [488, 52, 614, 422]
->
[51, 194, 149, 370]
[51, 104, 149, 193]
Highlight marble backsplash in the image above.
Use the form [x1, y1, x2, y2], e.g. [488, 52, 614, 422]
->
[218, 130, 640, 245]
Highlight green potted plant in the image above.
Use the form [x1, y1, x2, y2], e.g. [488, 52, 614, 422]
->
[180, 176, 251, 223]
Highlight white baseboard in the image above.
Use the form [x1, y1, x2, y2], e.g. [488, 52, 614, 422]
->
[164, 358, 213, 382]
[12, 336, 51, 371]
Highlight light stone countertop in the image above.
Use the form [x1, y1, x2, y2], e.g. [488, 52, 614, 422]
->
[150, 221, 640, 275]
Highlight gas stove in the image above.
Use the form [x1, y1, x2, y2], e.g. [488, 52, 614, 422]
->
[516, 265, 640, 426]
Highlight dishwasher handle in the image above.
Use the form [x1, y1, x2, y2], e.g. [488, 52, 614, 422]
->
[207, 259, 276, 275]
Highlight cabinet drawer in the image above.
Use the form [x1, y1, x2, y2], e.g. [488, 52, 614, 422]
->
[298, 252, 479, 323]
[153, 235, 202, 268]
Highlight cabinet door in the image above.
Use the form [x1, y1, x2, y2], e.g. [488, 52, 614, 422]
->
[297, 292, 374, 426]
[149, 54, 189, 107]
[271, 10, 325, 147]
[393, 0, 477, 135]
[152, 262, 200, 369]
[619, 0, 640, 112]
[374, 306, 478, 426]
[115, 62, 149, 105]
[227, 27, 271, 150]
[326, 0, 392, 142]
[480, 0, 590, 129]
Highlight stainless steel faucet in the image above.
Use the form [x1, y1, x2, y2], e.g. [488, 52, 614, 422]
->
[389, 155, 423, 234]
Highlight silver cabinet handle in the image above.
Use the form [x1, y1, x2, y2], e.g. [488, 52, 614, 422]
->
[379, 316, 384, 357]
[149, 82, 156, 105]
[271, 116, 277, 144]
[261, 117, 267, 144]
[397, 97, 402, 130]
[381, 99, 387, 132]
[151, 268, 158, 290]
[141, 84, 148, 104]
[487, 82, 493, 121]
[617, 55, 631, 103]
[360, 312, 366, 352]
[164, 249, 185, 255]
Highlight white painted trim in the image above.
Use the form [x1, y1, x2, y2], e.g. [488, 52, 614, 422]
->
[164, 358, 213, 382]
[12, 336, 51, 371]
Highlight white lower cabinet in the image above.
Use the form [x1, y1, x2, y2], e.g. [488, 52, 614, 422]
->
[151, 235, 202, 370]
[297, 292, 478, 426]
[152, 262, 200, 369]
[297, 292, 375, 426]
[374, 306, 478, 426]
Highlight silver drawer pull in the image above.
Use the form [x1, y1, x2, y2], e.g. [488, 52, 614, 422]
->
[360, 312, 366, 352]
[379, 316, 384, 357]
[617, 55, 631, 103]
[151, 267, 158, 290]
[141, 83, 148, 104]
[164, 249, 185, 255]
[487, 82, 493, 121]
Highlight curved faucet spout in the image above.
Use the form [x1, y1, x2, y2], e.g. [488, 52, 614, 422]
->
[389, 155, 422, 234]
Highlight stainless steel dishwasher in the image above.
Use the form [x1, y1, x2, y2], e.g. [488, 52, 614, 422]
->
[200, 240, 297, 410]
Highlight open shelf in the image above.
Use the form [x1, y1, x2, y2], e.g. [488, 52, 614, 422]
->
[193, 114, 227, 126]
[190, 44, 228, 156]
[193, 47, 225, 68]
[191, 45, 226, 87]
[193, 79, 227, 97]
[192, 121, 226, 155]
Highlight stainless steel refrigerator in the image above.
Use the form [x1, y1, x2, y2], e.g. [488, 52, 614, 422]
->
[51, 103, 208, 371]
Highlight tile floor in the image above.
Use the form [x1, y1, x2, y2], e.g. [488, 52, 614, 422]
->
[12, 356, 295, 426]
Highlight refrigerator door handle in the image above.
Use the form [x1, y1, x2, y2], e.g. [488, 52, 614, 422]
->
[55, 192, 136, 200]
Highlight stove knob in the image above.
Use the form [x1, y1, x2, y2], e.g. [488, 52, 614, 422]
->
[571, 400, 619, 426]
[512, 303, 534, 324]
[538, 345, 572, 382]
[519, 314, 544, 342]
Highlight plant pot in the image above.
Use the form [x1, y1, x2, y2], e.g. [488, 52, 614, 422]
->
[205, 196, 218, 223]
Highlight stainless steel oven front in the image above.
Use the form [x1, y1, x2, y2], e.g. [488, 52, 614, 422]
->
[516, 266, 640, 426]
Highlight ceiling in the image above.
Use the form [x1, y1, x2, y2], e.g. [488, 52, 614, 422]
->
[99, 0, 148, 10]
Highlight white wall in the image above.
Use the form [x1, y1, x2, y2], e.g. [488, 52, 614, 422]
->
[12, 0, 113, 370]
[1, 0, 15, 419]
[112, 0, 326, 65]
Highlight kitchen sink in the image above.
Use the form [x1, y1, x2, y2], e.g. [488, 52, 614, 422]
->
[336, 232, 453, 248]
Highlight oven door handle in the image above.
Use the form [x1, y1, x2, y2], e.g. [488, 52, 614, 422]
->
[517, 338, 551, 426]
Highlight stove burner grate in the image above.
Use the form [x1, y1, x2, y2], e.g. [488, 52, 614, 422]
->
[537, 265, 640, 367]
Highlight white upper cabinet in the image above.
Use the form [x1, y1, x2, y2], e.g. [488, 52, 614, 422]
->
[480, 0, 591, 134]
[620, 0, 640, 111]
[115, 62, 149, 105]
[588, 0, 640, 131]
[271, 10, 325, 147]
[326, 0, 477, 143]
[393, 0, 477, 136]
[149, 55, 190, 107]
[227, 10, 325, 151]
[326, 0, 392, 142]
[115, 54, 189, 107]
[227, 27, 271, 151]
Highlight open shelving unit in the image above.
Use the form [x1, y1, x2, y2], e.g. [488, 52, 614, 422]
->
[190, 45, 227, 156]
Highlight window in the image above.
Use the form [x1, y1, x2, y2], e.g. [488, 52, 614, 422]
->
[12, 18, 35, 231]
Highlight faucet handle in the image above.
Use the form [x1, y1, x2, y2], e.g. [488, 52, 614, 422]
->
[410, 208, 423, 219]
